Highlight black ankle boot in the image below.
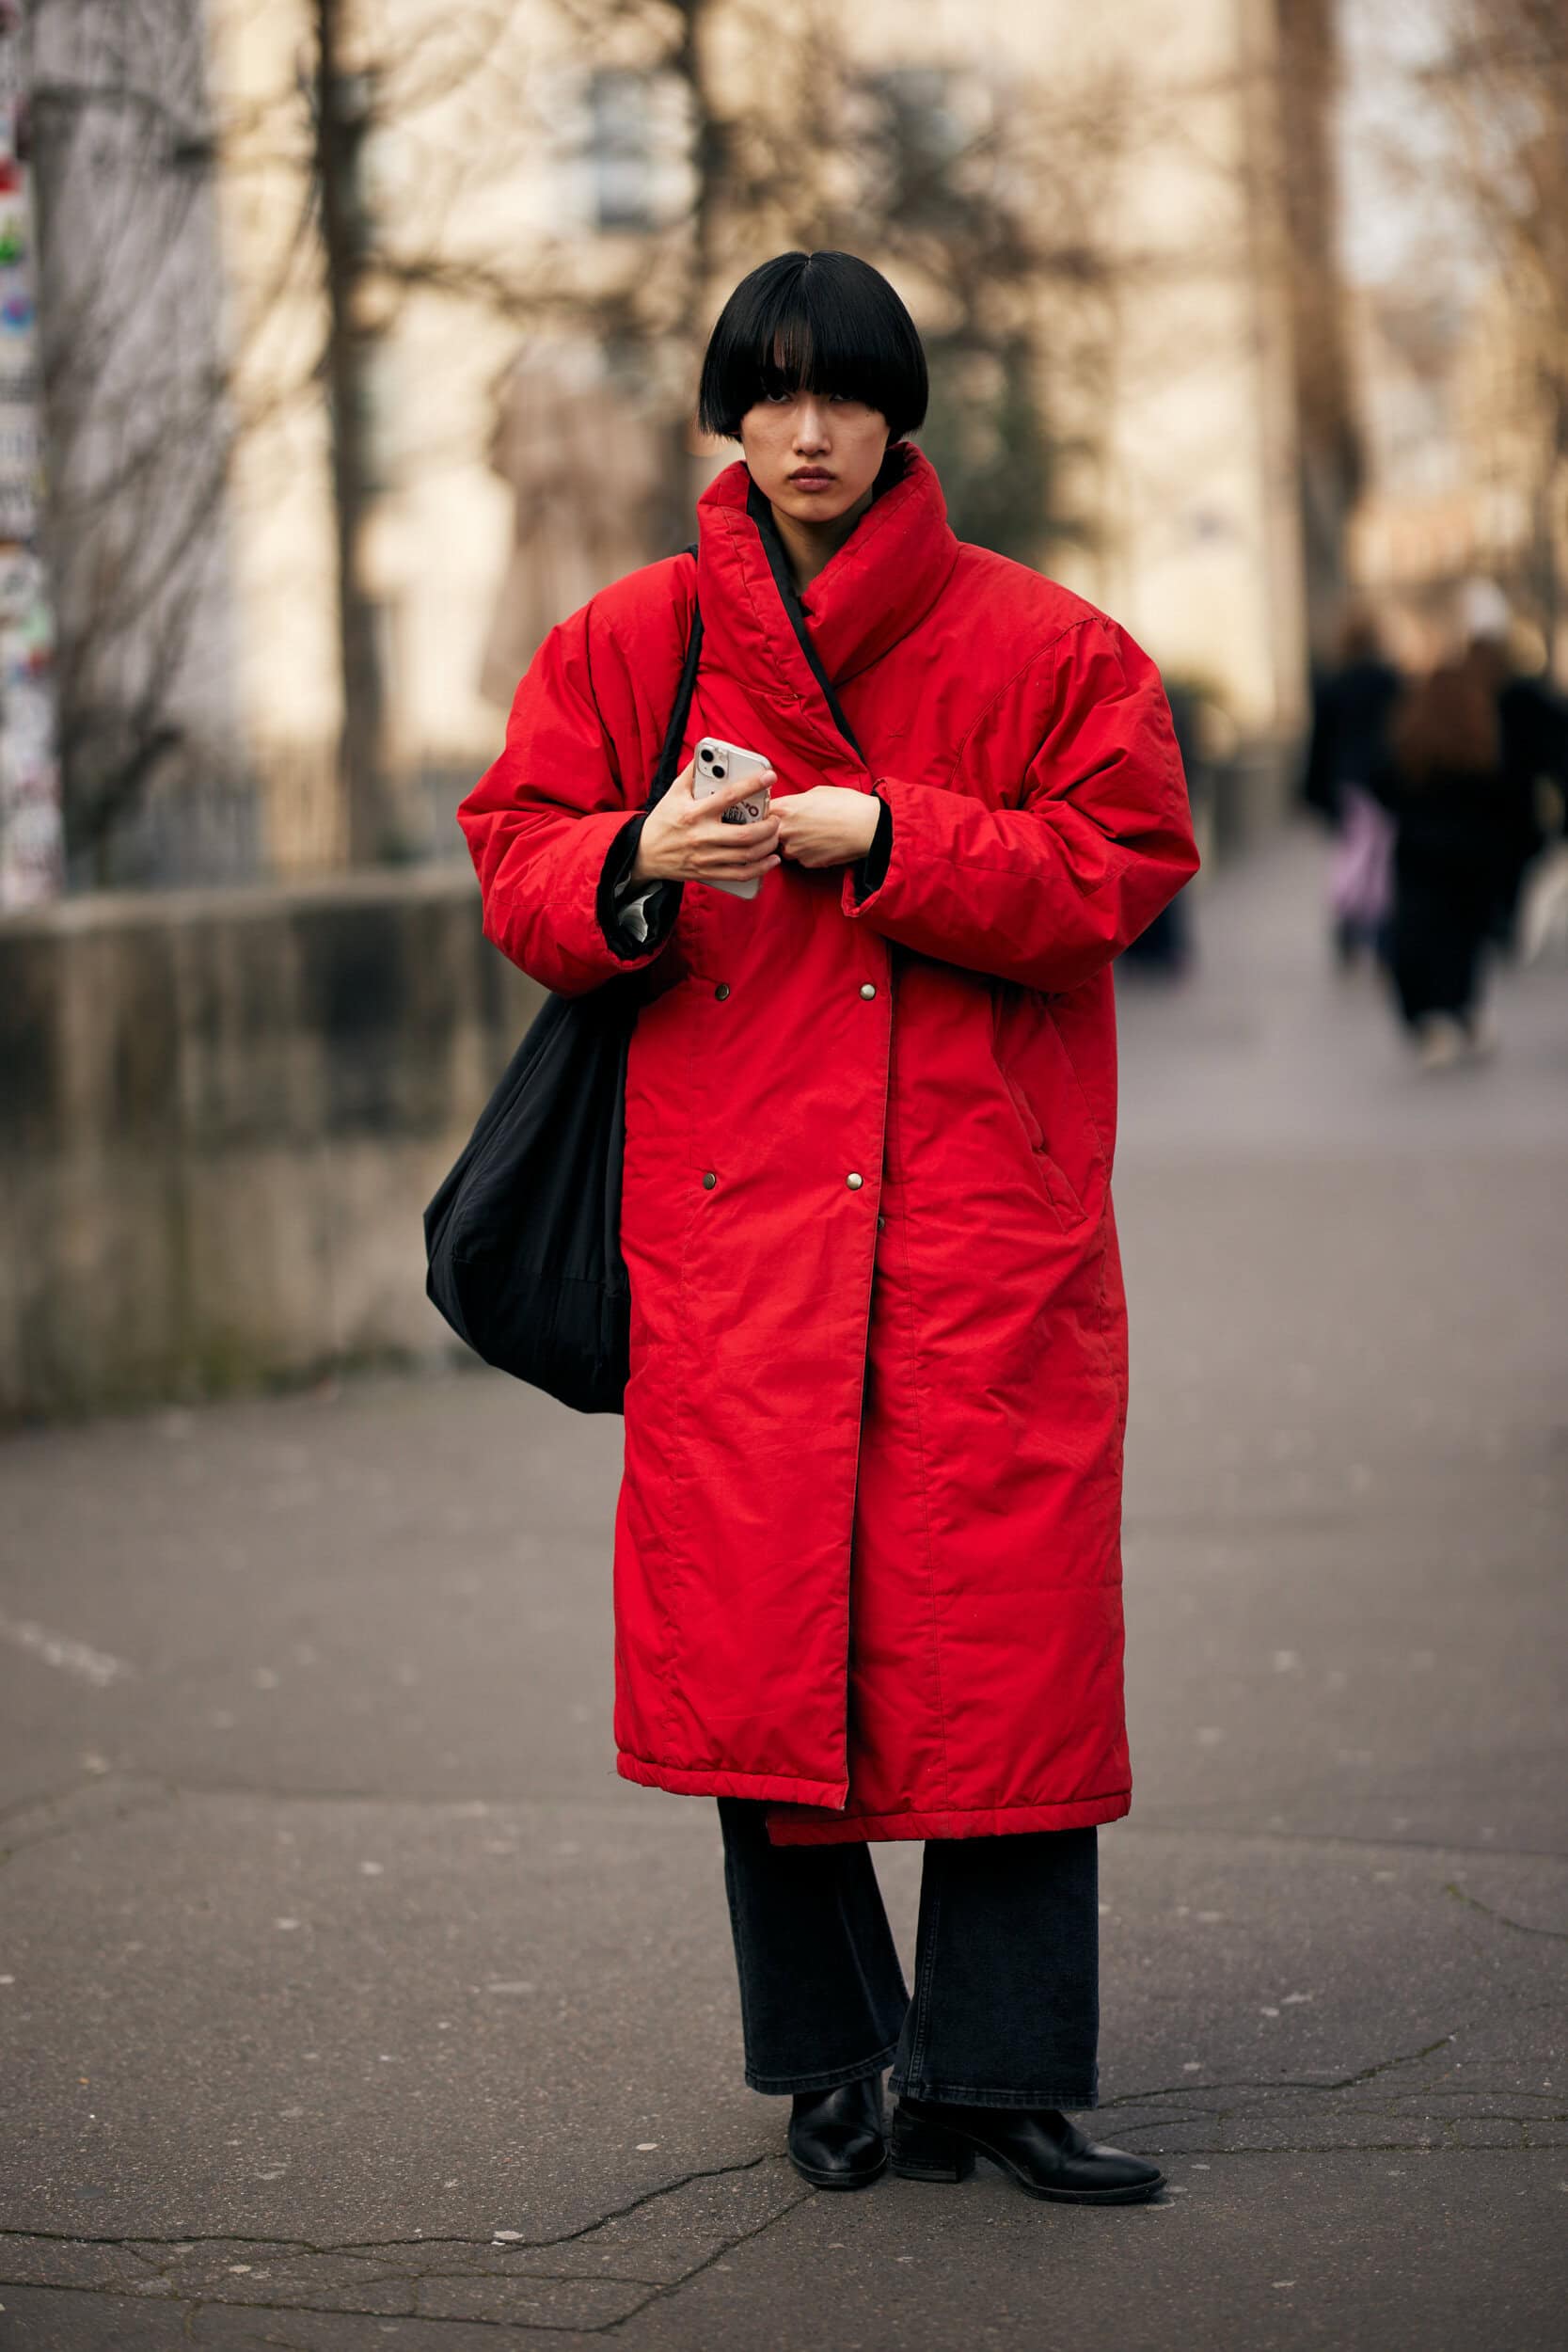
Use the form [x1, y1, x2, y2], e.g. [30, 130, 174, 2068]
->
[787, 2074, 888, 2189]
[891, 2098, 1164, 2203]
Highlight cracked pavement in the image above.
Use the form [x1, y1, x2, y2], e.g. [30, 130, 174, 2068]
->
[2, 833, 1565, 2349]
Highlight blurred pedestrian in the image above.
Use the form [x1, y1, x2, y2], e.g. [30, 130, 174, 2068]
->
[1299, 609, 1402, 968]
[1371, 611, 1528, 1069]
[1452, 579, 1568, 953]
[458, 249, 1197, 2206]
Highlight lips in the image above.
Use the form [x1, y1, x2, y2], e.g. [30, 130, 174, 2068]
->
[789, 470, 834, 485]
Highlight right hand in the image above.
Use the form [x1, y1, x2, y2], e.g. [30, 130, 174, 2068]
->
[632, 758, 782, 888]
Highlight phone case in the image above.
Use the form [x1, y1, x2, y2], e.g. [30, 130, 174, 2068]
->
[692, 737, 773, 899]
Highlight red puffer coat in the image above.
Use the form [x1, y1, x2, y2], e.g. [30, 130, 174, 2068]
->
[458, 442, 1197, 1845]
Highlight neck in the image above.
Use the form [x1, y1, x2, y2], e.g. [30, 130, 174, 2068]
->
[768, 483, 877, 595]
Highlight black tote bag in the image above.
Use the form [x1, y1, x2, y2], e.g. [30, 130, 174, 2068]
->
[423, 590, 705, 1413]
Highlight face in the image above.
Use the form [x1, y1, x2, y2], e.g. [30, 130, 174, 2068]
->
[737, 388, 891, 524]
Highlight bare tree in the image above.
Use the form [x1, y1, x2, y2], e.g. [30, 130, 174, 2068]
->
[1418, 0, 1568, 653]
[312, 0, 389, 861]
[350, 0, 1139, 559]
[222, 0, 1139, 828]
[33, 0, 1302, 874]
[0, 0, 64, 909]
[28, 0, 244, 884]
[1340, 0, 1568, 658]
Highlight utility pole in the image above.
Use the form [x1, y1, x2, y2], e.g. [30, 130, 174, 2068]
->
[0, 0, 61, 908]
[313, 0, 390, 865]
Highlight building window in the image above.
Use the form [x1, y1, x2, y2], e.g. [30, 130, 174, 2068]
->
[862, 68, 968, 221]
[587, 69, 654, 232]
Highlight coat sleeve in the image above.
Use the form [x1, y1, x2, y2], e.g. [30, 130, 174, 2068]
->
[841, 612, 1199, 993]
[456, 597, 683, 995]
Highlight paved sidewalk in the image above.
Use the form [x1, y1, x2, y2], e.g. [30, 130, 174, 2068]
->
[2, 831, 1565, 2349]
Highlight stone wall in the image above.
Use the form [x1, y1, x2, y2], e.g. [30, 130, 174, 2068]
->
[0, 866, 539, 1421]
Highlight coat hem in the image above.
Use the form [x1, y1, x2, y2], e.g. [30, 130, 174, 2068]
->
[616, 1751, 850, 1810]
[764, 1792, 1132, 1846]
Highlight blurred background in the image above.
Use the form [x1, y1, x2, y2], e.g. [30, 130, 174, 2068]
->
[0, 0, 1564, 1407]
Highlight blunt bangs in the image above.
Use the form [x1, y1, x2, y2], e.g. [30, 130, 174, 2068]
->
[696, 250, 928, 442]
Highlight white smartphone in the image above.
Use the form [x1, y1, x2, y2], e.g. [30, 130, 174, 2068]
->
[692, 736, 773, 900]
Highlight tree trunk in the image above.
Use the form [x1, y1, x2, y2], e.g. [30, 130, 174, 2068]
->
[314, 0, 388, 864]
[1275, 0, 1359, 662]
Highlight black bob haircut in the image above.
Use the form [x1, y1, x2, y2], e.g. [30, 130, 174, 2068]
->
[696, 250, 928, 442]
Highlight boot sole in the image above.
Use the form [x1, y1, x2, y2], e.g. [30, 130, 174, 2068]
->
[891, 2141, 1164, 2204]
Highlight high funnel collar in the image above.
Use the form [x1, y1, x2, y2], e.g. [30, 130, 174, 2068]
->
[694, 443, 962, 765]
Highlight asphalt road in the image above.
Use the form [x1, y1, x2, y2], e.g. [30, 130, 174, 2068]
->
[2, 829, 1565, 2350]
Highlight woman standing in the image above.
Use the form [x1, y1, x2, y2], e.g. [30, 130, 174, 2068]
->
[458, 252, 1198, 2203]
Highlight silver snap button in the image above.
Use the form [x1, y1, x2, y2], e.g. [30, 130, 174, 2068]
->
[715, 982, 731, 999]
[702, 1171, 717, 1189]
[859, 982, 877, 999]
[877, 1214, 886, 1231]
[847, 1172, 863, 1190]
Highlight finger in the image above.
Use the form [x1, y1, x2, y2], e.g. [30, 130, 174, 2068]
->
[698, 813, 780, 850]
[705, 853, 782, 882]
[698, 840, 781, 876]
[700, 766, 776, 815]
[697, 828, 781, 866]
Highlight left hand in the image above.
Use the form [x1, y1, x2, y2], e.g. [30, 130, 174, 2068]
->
[774, 786, 880, 869]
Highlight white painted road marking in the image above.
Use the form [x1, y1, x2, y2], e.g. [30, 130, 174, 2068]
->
[0, 1612, 138, 1688]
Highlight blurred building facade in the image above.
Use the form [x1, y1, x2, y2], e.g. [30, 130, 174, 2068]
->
[4, 0, 1327, 890]
[199, 0, 1315, 879]
[1348, 272, 1568, 675]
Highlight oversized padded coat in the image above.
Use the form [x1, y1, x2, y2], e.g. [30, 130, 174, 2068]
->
[458, 440, 1198, 1845]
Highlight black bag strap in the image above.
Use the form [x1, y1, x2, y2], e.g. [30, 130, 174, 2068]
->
[647, 542, 703, 809]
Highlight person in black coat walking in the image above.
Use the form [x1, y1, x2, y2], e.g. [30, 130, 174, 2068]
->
[1370, 625, 1544, 1069]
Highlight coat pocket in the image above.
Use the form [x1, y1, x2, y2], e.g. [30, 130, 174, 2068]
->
[990, 991, 1089, 1229]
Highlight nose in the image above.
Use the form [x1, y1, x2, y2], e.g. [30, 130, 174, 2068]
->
[793, 401, 831, 452]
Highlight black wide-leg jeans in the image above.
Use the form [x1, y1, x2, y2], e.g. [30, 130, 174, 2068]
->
[717, 1798, 1100, 2110]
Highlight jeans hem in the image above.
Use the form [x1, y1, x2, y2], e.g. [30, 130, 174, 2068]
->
[890, 2080, 1100, 2112]
[745, 2042, 900, 2097]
